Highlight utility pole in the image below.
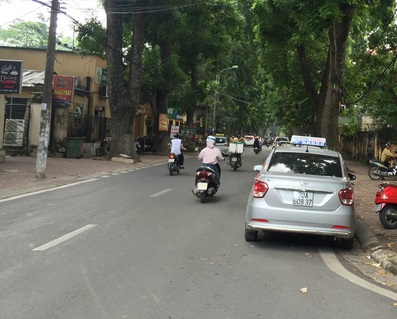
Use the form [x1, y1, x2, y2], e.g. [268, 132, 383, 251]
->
[36, 0, 59, 178]
[212, 65, 238, 134]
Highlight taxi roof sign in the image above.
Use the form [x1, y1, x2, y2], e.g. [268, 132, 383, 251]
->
[290, 135, 326, 147]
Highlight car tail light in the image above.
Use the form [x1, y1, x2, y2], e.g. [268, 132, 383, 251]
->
[251, 218, 269, 223]
[252, 180, 268, 198]
[332, 225, 350, 230]
[339, 188, 353, 206]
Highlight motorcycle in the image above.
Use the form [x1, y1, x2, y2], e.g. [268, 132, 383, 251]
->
[375, 182, 397, 229]
[254, 146, 261, 154]
[192, 165, 219, 203]
[368, 159, 396, 180]
[168, 153, 181, 176]
[228, 153, 242, 171]
[95, 138, 110, 156]
[135, 136, 157, 154]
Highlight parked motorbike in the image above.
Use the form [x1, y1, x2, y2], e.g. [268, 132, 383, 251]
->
[95, 138, 110, 156]
[368, 159, 396, 180]
[375, 182, 397, 229]
[228, 153, 242, 171]
[192, 165, 219, 203]
[168, 153, 181, 176]
[135, 136, 157, 154]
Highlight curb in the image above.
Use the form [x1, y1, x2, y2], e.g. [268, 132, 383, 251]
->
[355, 218, 397, 275]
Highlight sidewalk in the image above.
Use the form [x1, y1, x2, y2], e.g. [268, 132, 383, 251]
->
[0, 154, 168, 200]
[0, 155, 396, 276]
[344, 160, 397, 276]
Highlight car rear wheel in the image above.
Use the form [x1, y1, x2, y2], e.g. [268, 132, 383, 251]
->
[245, 229, 258, 242]
[337, 237, 354, 250]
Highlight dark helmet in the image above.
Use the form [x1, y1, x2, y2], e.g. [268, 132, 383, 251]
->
[174, 133, 181, 138]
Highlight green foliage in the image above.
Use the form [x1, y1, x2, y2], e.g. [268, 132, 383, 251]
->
[0, 14, 78, 51]
[76, 19, 107, 58]
[0, 18, 48, 48]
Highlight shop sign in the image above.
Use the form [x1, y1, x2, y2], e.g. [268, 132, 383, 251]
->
[170, 125, 180, 138]
[159, 113, 168, 132]
[0, 60, 23, 94]
[52, 75, 75, 104]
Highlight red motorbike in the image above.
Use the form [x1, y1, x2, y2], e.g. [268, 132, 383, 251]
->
[375, 182, 397, 229]
[192, 165, 219, 203]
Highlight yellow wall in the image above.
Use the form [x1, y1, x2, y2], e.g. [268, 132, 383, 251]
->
[0, 46, 108, 116]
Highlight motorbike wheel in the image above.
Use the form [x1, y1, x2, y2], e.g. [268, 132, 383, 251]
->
[233, 165, 238, 171]
[379, 206, 397, 229]
[199, 192, 207, 203]
[168, 165, 174, 176]
[95, 147, 105, 156]
[368, 166, 383, 180]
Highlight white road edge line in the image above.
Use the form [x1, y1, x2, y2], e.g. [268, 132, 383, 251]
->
[33, 224, 97, 251]
[0, 179, 98, 203]
[319, 248, 397, 301]
[150, 188, 173, 197]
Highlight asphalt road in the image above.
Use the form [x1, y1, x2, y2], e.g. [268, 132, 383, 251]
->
[0, 148, 396, 318]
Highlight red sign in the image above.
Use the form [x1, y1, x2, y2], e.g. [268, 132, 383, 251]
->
[52, 75, 75, 104]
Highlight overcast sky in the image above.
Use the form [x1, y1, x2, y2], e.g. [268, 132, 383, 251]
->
[0, 0, 106, 37]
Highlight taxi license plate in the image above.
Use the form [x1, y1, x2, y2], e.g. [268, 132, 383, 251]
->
[168, 158, 175, 163]
[293, 191, 313, 207]
[375, 204, 383, 212]
[197, 182, 208, 190]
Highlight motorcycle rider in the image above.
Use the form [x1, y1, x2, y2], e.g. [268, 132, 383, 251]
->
[170, 133, 184, 169]
[197, 135, 224, 186]
[381, 142, 396, 169]
[253, 137, 261, 151]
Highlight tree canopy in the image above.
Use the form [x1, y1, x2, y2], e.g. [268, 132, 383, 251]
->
[3, 0, 397, 154]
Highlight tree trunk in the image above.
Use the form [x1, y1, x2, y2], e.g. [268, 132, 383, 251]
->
[154, 40, 173, 155]
[320, 4, 355, 150]
[128, 9, 145, 159]
[298, 4, 355, 150]
[105, 0, 145, 160]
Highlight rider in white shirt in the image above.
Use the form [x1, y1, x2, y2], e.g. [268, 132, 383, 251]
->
[170, 134, 184, 168]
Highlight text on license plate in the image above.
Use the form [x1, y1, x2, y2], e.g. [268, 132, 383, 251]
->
[197, 182, 208, 190]
[231, 157, 238, 162]
[293, 191, 313, 206]
[168, 158, 175, 163]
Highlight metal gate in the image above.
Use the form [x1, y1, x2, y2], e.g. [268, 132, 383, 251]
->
[3, 99, 30, 155]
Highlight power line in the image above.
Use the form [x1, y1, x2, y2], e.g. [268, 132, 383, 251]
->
[346, 53, 397, 105]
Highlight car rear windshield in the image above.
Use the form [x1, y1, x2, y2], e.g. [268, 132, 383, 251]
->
[216, 137, 226, 144]
[268, 152, 342, 177]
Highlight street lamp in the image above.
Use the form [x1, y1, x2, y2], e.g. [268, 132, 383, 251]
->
[213, 65, 238, 134]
